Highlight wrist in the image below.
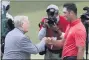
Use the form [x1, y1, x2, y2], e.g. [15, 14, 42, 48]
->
[57, 29, 62, 36]
[60, 32, 65, 39]
[56, 28, 59, 31]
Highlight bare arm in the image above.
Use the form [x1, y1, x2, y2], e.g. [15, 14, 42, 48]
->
[52, 39, 65, 48]
[77, 46, 85, 60]
[46, 37, 65, 48]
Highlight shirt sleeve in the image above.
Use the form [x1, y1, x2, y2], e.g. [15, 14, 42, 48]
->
[38, 27, 46, 40]
[39, 18, 45, 30]
[59, 16, 69, 32]
[75, 29, 86, 47]
[38, 18, 46, 40]
[21, 37, 45, 54]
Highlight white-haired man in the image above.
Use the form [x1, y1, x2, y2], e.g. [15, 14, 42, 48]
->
[38, 4, 69, 60]
[3, 15, 46, 59]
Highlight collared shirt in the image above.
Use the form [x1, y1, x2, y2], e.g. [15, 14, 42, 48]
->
[62, 18, 86, 58]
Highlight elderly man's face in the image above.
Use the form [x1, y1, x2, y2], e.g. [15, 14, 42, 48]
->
[22, 19, 29, 33]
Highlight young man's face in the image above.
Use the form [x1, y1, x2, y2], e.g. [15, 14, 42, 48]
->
[63, 7, 71, 21]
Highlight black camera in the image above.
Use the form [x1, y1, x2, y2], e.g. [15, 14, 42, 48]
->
[81, 7, 89, 24]
[46, 8, 58, 26]
[45, 17, 57, 26]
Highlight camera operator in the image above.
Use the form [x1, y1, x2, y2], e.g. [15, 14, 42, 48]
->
[81, 7, 89, 25]
[1, 1, 14, 57]
[81, 6, 89, 60]
[38, 4, 69, 60]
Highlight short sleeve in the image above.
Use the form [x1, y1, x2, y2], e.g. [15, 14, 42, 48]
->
[75, 29, 86, 47]
[39, 18, 45, 30]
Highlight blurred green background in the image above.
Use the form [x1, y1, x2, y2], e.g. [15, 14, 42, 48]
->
[9, 0, 89, 59]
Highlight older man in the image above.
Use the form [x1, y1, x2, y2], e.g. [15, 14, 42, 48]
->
[3, 15, 46, 59]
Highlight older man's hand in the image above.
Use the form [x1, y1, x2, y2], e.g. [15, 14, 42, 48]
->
[45, 37, 52, 45]
[41, 37, 56, 45]
[45, 37, 56, 45]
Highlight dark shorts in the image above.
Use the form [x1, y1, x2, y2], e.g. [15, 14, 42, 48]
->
[63, 56, 77, 60]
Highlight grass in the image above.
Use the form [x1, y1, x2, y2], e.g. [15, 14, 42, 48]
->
[9, 1, 89, 59]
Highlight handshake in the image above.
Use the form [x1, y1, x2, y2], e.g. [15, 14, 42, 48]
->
[42, 37, 57, 45]
[39, 37, 57, 55]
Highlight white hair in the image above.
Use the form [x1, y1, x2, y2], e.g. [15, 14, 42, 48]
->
[13, 15, 28, 28]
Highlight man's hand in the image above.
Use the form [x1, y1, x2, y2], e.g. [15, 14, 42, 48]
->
[51, 24, 62, 37]
[41, 37, 53, 45]
[44, 37, 52, 45]
[43, 19, 49, 28]
[45, 37, 56, 45]
[51, 23, 59, 32]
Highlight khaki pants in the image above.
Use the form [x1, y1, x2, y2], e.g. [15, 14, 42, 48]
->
[44, 49, 62, 60]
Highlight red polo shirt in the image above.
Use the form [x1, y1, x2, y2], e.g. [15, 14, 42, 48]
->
[62, 18, 86, 58]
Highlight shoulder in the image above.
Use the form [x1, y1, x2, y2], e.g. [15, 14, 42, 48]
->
[75, 19, 86, 32]
[59, 15, 68, 23]
[59, 15, 66, 20]
[41, 17, 48, 22]
[74, 24, 86, 36]
[6, 28, 25, 38]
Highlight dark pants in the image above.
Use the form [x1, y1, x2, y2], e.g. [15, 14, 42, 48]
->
[63, 56, 77, 60]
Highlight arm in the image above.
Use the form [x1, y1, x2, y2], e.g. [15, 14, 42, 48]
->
[77, 46, 85, 60]
[75, 30, 86, 59]
[38, 27, 46, 40]
[21, 37, 46, 54]
[52, 39, 65, 48]
[38, 18, 49, 40]
[49, 24, 65, 48]
[46, 37, 65, 48]
[50, 23, 65, 39]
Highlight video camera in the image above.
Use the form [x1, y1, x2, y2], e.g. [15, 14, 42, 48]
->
[46, 8, 58, 26]
[81, 7, 89, 25]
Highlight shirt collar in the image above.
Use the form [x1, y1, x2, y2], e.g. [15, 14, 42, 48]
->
[70, 18, 81, 26]
[16, 27, 25, 34]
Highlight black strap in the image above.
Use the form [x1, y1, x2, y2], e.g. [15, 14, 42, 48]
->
[63, 56, 77, 60]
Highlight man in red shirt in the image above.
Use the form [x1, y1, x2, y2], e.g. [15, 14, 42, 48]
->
[38, 4, 69, 60]
[46, 3, 86, 60]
